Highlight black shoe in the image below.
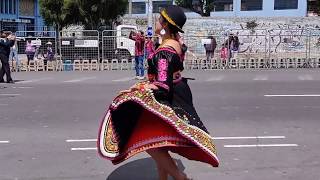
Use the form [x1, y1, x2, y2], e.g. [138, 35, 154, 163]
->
[6, 80, 14, 84]
[0, 80, 5, 83]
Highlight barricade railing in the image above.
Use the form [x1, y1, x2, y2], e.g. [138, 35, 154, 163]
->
[7, 28, 320, 72]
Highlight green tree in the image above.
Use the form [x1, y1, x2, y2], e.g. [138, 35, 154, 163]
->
[39, 0, 67, 30]
[64, 0, 128, 30]
[175, 0, 214, 17]
[39, 0, 128, 30]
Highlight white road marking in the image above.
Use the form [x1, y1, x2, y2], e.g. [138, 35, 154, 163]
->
[206, 76, 224, 82]
[71, 147, 97, 151]
[265, 94, 320, 97]
[112, 77, 135, 82]
[213, 136, 285, 140]
[17, 77, 53, 84]
[253, 75, 268, 81]
[224, 144, 298, 148]
[12, 86, 33, 89]
[63, 77, 97, 83]
[66, 139, 97, 142]
[0, 94, 21, 96]
[0, 141, 10, 144]
[298, 75, 313, 81]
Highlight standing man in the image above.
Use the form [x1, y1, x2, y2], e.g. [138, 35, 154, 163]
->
[0, 30, 15, 83]
[204, 36, 217, 65]
[129, 30, 145, 80]
[9, 39, 19, 71]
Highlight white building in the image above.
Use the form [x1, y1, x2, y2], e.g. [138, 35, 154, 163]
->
[128, 0, 308, 17]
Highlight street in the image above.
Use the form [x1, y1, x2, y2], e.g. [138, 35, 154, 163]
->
[1, 69, 320, 180]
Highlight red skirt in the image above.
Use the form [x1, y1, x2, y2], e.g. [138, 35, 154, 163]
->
[98, 83, 219, 167]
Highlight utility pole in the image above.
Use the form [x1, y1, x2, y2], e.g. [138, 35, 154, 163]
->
[129, 0, 132, 16]
[147, 0, 153, 37]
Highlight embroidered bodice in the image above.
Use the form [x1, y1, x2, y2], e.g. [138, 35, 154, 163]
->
[148, 47, 184, 91]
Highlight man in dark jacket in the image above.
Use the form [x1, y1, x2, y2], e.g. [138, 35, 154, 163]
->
[204, 36, 217, 63]
[0, 30, 15, 83]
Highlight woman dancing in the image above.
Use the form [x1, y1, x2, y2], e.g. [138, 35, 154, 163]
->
[98, 5, 219, 180]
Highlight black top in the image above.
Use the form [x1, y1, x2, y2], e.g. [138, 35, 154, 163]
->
[0, 38, 14, 57]
[147, 47, 184, 102]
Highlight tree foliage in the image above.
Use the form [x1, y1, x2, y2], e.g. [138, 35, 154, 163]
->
[39, 0, 66, 29]
[175, 0, 215, 17]
[39, 0, 128, 30]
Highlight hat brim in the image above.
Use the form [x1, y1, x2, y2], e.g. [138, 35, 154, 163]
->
[160, 11, 184, 33]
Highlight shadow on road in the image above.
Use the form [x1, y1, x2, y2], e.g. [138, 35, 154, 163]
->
[106, 158, 185, 180]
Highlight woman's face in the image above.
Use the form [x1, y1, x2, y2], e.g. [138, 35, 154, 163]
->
[155, 15, 165, 35]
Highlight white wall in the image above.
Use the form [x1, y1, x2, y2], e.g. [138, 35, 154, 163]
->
[128, 0, 307, 17]
[211, 0, 307, 17]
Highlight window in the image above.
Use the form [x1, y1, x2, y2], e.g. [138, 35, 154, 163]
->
[132, 2, 146, 14]
[19, 0, 35, 16]
[241, 0, 263, 11]
[212, 0, 233, 12]
[0, 0, 3, 14]
[274, 0, 298, 10]
[5, 0, 9, 13]
[13, 0, 15, 14]
[153, 0, 172, 13]
[9, 0, 13, 14]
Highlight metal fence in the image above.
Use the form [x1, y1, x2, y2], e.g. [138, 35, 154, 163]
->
[59, 30, 99, 61]
[9, 28, 320, 72]
[15, 30, 57, 60]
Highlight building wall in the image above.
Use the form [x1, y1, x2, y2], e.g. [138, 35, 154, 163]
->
[128, 0, 308, 17]
[0, 0, 44, 32]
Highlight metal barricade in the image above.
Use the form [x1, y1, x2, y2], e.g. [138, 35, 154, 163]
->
[228, 29, 268, 69]
[308, 28, 320, 68]
[102, 28, 137, 70]
[184, 29, 226, 70]
[59, 30, 99, 62]
[268, 29, 309, 68]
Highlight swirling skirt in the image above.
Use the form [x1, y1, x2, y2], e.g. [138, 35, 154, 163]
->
[98, 80, 219, 167]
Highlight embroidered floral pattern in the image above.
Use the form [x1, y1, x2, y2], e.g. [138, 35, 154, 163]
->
[158, 59, 168, 82]
[99, 82, 219, 166]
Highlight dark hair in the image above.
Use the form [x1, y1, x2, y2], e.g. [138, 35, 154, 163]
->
[161, 15, 179, 35]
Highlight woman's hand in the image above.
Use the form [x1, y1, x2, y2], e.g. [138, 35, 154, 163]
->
[119, 83, 158, 95]
[144, 84, 158, 90]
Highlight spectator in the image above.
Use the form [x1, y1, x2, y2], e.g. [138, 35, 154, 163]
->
[45, 41, 54, 61]
[232, 35, 240, 52]
[0, 30, 15, 83]
[204, 36, 217, 64]
[145, 37, 154, 59]
[220, 43, 228, 69]
[129, 30, 145, 80]
[224, 34, 234, 61]
[25, 40, 35, 64]
[9, 39, 19, 71]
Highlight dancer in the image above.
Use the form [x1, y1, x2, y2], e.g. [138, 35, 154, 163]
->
[98, 5, 219, 180]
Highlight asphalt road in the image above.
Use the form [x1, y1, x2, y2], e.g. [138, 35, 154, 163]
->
[1, 69, 320, 180]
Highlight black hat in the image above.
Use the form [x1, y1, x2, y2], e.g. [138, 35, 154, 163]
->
[160, 5, 186, 33]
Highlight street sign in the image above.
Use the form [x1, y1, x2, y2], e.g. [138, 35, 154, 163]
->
[147, 26, 153, 37]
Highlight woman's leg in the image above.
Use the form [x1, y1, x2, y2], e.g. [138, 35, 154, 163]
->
[156, 164, 168, 180]
[147, 148, 189, 180]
